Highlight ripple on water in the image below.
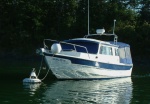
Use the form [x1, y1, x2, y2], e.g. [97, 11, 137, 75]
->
[41, 78, 132, 104]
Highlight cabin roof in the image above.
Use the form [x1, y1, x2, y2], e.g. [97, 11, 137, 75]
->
[65, 38, 130, 48]
[109, 41, 130, 48]
[67, 38, 110, 44]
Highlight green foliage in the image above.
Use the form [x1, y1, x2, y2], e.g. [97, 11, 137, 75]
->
[135, 22, 150, 55]
[0, 0, 149, 57]
[139, 0, 150, 23]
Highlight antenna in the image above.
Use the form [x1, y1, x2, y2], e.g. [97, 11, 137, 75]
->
[113, 19, 116, 34]
[88, 0, 90, 35]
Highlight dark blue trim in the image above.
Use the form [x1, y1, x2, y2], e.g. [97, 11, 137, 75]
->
[61, 40, 99, 54]
[44, 53, 132, 70]
[99, 62, 132, 70]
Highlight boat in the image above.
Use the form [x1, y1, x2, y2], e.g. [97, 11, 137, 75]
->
[36, 27, 133, 79]
[36, 0, 133, 80]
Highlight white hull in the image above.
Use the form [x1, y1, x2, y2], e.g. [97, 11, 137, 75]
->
[45, 56, 132, 79]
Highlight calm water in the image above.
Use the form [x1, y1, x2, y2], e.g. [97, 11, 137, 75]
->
[0, 59, 150, 104]
[1, 75, 150, 104]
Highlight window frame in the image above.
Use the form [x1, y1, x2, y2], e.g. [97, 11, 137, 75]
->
[99, 45, 113, 56]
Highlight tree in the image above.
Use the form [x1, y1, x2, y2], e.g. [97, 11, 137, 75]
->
[0, 0, 148, 57]
[140, 0, 150, 23]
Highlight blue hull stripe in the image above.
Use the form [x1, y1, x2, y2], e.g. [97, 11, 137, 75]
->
[44, 53, 132, 70]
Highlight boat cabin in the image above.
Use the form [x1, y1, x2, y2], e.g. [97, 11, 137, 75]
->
[61, 38, 132, 65]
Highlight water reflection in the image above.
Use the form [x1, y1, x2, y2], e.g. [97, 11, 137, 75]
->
[23, 83, 41, 96]
[23, 83, 41, 91]
[42, 77, 133, 104]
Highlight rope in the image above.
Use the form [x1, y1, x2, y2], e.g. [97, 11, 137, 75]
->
[37, 55, 50, 81]
[40, 69, 49, 81]
[37, 56, 44, 77]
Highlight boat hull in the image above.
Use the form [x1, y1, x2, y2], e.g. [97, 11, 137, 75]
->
[44, 54, 133, 79]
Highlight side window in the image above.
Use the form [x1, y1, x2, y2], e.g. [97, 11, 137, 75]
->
[125, 47, 131, 59]
[118, 48, 126, 58]
[115, 48, 119, 56]
[100, 46, 113, 55]
[100, 46, 105, 54]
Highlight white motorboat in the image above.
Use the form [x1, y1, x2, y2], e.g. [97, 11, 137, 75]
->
[37, 28, 133, 79]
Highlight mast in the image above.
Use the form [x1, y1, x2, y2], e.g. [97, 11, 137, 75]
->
[88, 0, 90, 35]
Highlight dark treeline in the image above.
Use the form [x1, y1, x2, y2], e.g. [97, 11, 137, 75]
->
[0, 0, 150, 60]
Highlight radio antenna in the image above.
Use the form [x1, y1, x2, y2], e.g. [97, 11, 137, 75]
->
[88, 0, 90, 35]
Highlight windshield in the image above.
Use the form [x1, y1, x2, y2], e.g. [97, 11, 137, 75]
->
[61, 41, 99, 54]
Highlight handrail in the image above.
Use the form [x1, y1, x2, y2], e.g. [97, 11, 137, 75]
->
[43, 39, 90, 59]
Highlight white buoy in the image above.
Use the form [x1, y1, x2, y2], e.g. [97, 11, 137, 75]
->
[23, 68, 41, 83]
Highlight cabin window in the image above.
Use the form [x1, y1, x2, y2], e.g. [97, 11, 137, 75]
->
[118, 47, 132, 64]
[61, 42, 99, 54]
[125, 47, 131, 59]
[100, 46, 113, 55]
[118, 48, 125, 58]
[115, 48, 119, 56]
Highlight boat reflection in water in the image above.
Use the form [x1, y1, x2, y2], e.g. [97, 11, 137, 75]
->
[42, 77, 132, 104]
